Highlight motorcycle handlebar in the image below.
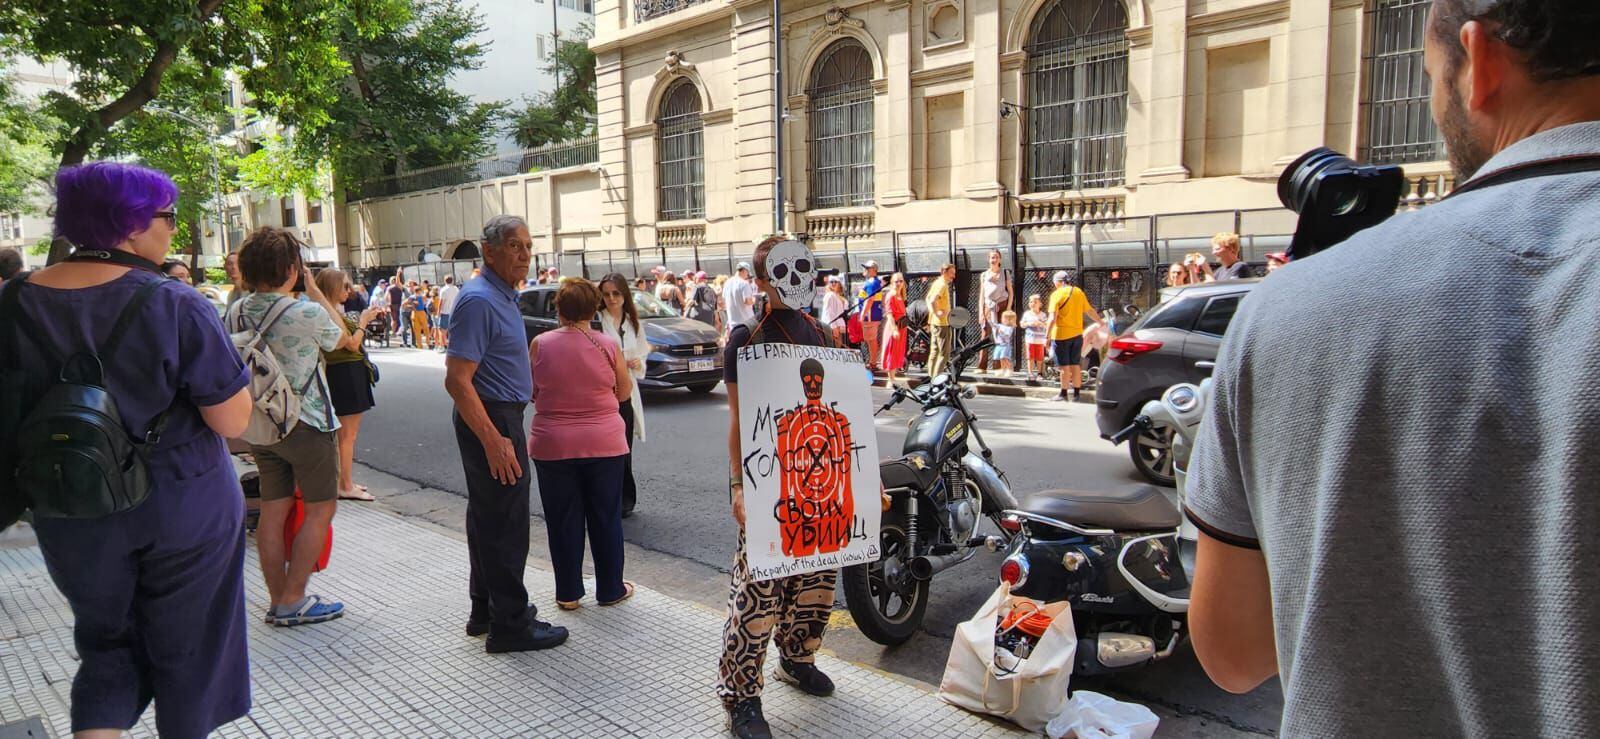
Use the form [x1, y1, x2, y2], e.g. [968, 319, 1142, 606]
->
[1109, 415, 1151, 445]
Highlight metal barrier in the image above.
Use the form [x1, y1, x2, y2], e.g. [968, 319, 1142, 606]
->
[387, 206, 1299, 362]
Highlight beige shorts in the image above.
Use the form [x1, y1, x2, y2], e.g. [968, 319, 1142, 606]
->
[249, 423, 340, 504]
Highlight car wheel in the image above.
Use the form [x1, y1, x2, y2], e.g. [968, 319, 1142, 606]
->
[687, 383, 718, 394]
[1129, 422, 1176, 487]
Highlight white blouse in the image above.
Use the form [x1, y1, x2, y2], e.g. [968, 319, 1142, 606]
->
[599, 310, 648, 441]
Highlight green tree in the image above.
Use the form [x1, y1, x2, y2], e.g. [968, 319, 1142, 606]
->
[0, 0, 361, 262]
[510, 28, 597, 149]
[303, 0, 506, 193]
[0, 68, 59, 217]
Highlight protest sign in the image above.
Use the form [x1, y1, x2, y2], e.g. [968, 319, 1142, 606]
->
[737, 342, 880, 581]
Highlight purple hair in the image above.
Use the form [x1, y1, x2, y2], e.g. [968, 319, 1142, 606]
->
[54, 162, 179, 251]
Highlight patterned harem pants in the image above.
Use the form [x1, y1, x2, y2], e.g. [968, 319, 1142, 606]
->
[716, 530, 837, 708]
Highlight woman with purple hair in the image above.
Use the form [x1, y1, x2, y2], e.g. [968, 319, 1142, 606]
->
[0, 162, 255, 737]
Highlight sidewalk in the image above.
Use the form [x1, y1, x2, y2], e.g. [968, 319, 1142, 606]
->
[0, 504, 1024, 737]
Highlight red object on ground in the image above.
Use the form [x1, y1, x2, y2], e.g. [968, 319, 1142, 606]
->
[284, 487, 333, 572]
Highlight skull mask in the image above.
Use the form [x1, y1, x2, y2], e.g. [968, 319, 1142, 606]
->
[763, 240, 817, 311]
[800, 358, 826, 400]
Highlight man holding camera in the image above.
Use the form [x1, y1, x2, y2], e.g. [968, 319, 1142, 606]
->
[1185, 1, 1600, 735]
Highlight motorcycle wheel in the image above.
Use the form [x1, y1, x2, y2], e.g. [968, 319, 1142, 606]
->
[842, 520, 929, 646]
[1129, 422, 1176, 487]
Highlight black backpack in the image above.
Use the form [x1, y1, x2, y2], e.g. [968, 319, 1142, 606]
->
[689, 285, 718, 324]
[0, 274, 170, 526]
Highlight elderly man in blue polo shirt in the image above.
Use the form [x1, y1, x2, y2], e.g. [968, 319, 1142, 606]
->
[444, 214, 569, 654]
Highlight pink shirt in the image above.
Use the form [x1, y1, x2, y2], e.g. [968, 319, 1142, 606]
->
[528, 328, 629, 461]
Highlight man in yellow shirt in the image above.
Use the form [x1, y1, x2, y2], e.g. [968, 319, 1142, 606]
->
[1045, 270, 1101, 401]
[925, 263, 956, 376]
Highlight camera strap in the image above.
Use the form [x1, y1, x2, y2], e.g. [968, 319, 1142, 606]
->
[64, 248, 163, 274]
[1444, 154, 1600, 200]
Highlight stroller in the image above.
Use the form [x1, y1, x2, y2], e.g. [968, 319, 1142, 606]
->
[365, 310, 392, 348]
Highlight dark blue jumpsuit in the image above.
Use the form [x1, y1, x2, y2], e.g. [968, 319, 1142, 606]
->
[11, 270, 252, 738]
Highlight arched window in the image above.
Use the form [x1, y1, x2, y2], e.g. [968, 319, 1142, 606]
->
[807, 40, 875, 210]
[657, 79, 705, 221]
[1361, 0, 1442, 164]
[1024, 0, 1128, 192]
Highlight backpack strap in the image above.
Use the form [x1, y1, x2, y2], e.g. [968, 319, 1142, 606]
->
[102, 278, 170, 445]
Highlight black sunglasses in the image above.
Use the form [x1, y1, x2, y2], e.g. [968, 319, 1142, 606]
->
[153, 210, 177, 227]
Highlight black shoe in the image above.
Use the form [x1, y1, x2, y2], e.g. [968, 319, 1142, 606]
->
[775, 658, 835, 697]
[727, 698, 772, 739]
[621, 507, 635, 519]
[1071, 388, 1082, 401]
[465, 619, 489, 638]
[485, 618, 568, 653]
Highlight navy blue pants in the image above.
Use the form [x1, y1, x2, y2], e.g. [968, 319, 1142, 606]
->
[34, 460, 251, 739]
[533, 455, 627, 603]
[454, 402, 534, 633]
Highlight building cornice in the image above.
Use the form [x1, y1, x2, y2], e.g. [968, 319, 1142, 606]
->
[1187, 0, 1290, 36]
[624, 123, 657, 138]
[911, 62, 973, 87]
[702, 107, 735, 125]
[1000, 50, 1026, 72]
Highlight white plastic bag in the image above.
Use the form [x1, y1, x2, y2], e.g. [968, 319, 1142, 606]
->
[938, 585, 1076, 732]
[1046, 690, 1160, 739]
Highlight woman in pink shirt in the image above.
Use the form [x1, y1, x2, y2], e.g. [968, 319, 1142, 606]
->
[528, 278, 635, 610]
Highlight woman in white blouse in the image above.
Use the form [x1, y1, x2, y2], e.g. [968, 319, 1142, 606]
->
[598, 273, 649, 517]
[820, 275, 850, 344]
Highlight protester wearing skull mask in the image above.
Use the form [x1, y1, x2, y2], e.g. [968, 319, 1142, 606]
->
[719, 237, 840, 739]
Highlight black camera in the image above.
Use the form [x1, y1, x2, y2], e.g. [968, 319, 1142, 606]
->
[1278, 147, 1405, 261]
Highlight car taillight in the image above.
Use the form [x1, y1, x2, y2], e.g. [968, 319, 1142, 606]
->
[1109, 337, 1164, 364]
[1000, 554, 1029, 588]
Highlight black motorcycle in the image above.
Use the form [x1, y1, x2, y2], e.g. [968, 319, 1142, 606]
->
[841, 336, 1019, 645]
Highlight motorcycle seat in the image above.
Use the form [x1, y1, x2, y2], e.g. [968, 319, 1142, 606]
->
[1018, 487, 1181, 531]
[880, 452, 938, 491]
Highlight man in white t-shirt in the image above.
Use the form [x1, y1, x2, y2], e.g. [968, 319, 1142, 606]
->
[438, 275, 461, 348]
[722, 261, 757, 330]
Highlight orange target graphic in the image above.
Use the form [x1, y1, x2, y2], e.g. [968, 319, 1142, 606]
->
[774, 358, 855, 557]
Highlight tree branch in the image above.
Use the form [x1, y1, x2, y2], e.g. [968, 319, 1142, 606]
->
[49, 0, 227, 264]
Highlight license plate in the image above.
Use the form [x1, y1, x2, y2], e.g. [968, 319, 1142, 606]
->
[690, 358, 715, 373]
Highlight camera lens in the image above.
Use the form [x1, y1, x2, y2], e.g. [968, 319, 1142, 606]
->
[1278, 147, 1359, 214]
[1330, 189, 1365, 217]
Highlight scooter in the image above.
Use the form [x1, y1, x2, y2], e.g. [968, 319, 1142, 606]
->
[994, 380, 1210, 675]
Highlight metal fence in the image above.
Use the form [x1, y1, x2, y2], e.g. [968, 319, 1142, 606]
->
[386, 206, 1296, 366]
[351, 138, 599, 200]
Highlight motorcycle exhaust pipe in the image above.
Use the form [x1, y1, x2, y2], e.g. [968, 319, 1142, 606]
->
[909, 552, 969, 580]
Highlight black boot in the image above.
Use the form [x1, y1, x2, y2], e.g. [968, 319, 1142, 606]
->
[775, 658, 836, 697]
[727, 698, 772, 739]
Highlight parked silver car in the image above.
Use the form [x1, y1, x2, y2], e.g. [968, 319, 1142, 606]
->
[1094, 279, 1258, 485]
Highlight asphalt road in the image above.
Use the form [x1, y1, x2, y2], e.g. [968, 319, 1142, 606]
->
[355, 346, 1282, 735]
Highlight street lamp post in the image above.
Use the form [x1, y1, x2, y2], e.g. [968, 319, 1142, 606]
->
[148, 106, 231, 266]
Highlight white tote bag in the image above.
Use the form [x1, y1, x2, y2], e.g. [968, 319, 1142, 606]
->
[938, 585, 1077, 732]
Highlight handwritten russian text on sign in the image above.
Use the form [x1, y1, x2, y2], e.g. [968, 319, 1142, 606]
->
[738, 343, 880, 581]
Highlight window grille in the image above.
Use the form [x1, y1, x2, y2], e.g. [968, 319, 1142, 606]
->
[1024, 0, 1128, 192]
[657, 79, 706, 221]
[1361, 0, 1443, 164]
[807, 41, 875, 210]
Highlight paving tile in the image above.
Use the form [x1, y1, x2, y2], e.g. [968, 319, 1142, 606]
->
[0, 505, 1025, 737]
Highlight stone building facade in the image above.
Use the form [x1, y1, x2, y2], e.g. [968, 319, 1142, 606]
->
[584, 0, 1452, 250]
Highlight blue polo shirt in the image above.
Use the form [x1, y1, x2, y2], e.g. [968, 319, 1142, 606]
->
[445, 270, 532, 403]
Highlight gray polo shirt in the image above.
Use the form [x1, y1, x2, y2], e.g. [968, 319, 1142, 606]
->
[1187, 121, 1600, 737]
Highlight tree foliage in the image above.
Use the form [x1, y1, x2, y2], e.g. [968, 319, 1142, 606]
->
[0, 0, 360, 261]
[510, 28, 597, 149]
[0, 69, 58, 216]
[0, 0, 506, 262]
[299, 0, 505, 192]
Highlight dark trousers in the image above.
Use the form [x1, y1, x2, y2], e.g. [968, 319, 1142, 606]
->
[453, 401, 533, 632]
[533, 455, 627, 603]
[620, 399, 638, 513]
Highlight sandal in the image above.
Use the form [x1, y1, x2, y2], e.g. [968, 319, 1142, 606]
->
[338, 487, 376, 502]
[599, 582, 636, 607]
[557, 599, 582, 611]
[272, 595, 346, 627]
